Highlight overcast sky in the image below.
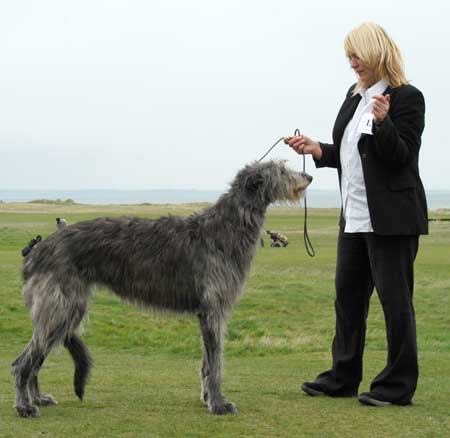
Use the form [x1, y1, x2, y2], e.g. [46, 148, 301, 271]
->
[1, 0, 448, 191]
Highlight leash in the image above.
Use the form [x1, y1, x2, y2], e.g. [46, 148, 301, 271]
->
[294, 129, 316, 257]
[257, 137, 286, 162]
[258, 129, 315, 257]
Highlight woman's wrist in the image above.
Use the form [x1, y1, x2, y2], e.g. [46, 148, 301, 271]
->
[312, 142, 322, 160]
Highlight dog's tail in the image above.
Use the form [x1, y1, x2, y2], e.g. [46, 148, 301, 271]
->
[64, 335, 93, 400]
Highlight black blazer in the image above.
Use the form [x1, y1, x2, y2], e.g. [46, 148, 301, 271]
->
[315, 83, 428, 235]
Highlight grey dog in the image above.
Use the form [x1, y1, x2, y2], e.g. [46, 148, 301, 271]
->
[12, 160, 312, 418]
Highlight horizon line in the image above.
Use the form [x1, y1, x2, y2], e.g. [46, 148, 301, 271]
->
[2, 187, 450, 192]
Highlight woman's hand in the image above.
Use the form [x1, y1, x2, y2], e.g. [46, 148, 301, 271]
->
[372, 94, 390, 124]
[284, 135, 322, 160]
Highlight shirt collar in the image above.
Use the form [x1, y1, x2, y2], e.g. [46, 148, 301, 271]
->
[359, 78, 389, 100]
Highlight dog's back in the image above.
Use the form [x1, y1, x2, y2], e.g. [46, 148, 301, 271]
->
[23, 216, 206, 312]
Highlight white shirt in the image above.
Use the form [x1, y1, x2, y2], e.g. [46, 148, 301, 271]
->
[340, 79, 388, 233]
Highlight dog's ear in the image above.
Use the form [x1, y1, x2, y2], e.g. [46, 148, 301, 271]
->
[244, 172, 265, 196]
[242, 170, 270, 208]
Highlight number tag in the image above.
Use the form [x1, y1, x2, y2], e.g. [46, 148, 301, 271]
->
[358, 113, 374, 135]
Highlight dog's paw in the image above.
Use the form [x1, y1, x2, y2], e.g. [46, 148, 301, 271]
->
[36, 394, 58, 406]
[200, 390, 209, 404]
[16, 404, 40, 418]
[208, 400, 238, 415]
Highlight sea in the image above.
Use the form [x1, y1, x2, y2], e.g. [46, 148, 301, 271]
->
[0, 189, 449, 210]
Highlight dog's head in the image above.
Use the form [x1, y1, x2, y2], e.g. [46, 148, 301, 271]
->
[233, 160, 312, 207]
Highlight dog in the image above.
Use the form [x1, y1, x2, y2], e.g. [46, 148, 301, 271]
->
[12, 160, 312, 418]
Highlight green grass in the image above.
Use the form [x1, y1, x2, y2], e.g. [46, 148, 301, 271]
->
[1, 203, 449, 437]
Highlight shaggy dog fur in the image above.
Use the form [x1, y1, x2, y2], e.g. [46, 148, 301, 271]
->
[12, 160, 312, 418]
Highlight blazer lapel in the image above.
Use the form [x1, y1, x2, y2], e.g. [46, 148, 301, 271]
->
[332, 93, 361, 152]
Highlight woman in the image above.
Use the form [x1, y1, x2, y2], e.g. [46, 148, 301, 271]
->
[286, 22, 427, 406]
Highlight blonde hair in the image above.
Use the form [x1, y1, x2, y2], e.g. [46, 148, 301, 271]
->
[344, 22, 408, 93]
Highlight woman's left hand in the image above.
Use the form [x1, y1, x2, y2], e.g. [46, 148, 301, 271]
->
[372, 94, 390, 124]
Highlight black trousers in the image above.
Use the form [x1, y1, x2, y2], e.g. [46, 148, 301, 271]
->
[315, 230, 419, 403]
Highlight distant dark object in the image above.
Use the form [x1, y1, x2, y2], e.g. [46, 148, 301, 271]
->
[56, 217, 68, 229]
[21, 236, 42, 257]
[266, 230, 288, 247]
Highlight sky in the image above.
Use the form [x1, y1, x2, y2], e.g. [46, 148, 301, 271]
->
[1, 0, 449, 192]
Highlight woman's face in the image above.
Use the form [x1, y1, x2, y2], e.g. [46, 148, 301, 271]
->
[348, 54, 377, 88]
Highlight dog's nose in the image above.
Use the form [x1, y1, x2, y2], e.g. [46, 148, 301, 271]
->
[303, 173, 313, 183]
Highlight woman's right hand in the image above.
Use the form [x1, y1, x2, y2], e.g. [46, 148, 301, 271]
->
[284, 135, 322, 160]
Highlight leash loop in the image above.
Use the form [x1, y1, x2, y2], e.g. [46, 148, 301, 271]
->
[294, 129, 316, 257]
[258, 129, 316, 257]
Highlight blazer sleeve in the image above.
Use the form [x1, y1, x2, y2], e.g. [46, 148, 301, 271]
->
[314, 142, 338, 168]
[372, 86, 425, 168]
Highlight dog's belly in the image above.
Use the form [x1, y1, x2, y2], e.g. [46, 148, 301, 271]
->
[103, 280, 203, 314]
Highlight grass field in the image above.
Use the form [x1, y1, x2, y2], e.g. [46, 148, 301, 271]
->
[1, 202, 449, 437]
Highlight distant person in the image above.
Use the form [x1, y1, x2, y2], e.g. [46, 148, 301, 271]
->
[285, 22, 427, 406]
[56, 218, 68, 229]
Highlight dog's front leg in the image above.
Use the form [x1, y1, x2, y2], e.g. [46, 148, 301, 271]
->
[199, 351, 209, 404]
[198, 311, 237, 415]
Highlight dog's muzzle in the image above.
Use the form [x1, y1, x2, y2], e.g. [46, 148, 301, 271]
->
[291, 172, 313, 197]
[302, 172, 313, 184]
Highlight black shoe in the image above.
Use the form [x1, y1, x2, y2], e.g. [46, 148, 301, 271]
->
[358, 392, 392, 406]
[301, 381, 357, 398]
[358, 391, 413, 407]
[358, 392, 392, 407]
[301, 382, 327, 396]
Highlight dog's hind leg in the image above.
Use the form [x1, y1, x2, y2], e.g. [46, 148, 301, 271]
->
[11, 341, 41, 417]
[28, 354, 58, 407]
[11, 334, 58, 417]
[12, 275, 90, 418]
[198, 311, 237, 415]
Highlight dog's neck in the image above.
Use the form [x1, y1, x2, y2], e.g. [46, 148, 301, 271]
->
[204, 193, 267, 247]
